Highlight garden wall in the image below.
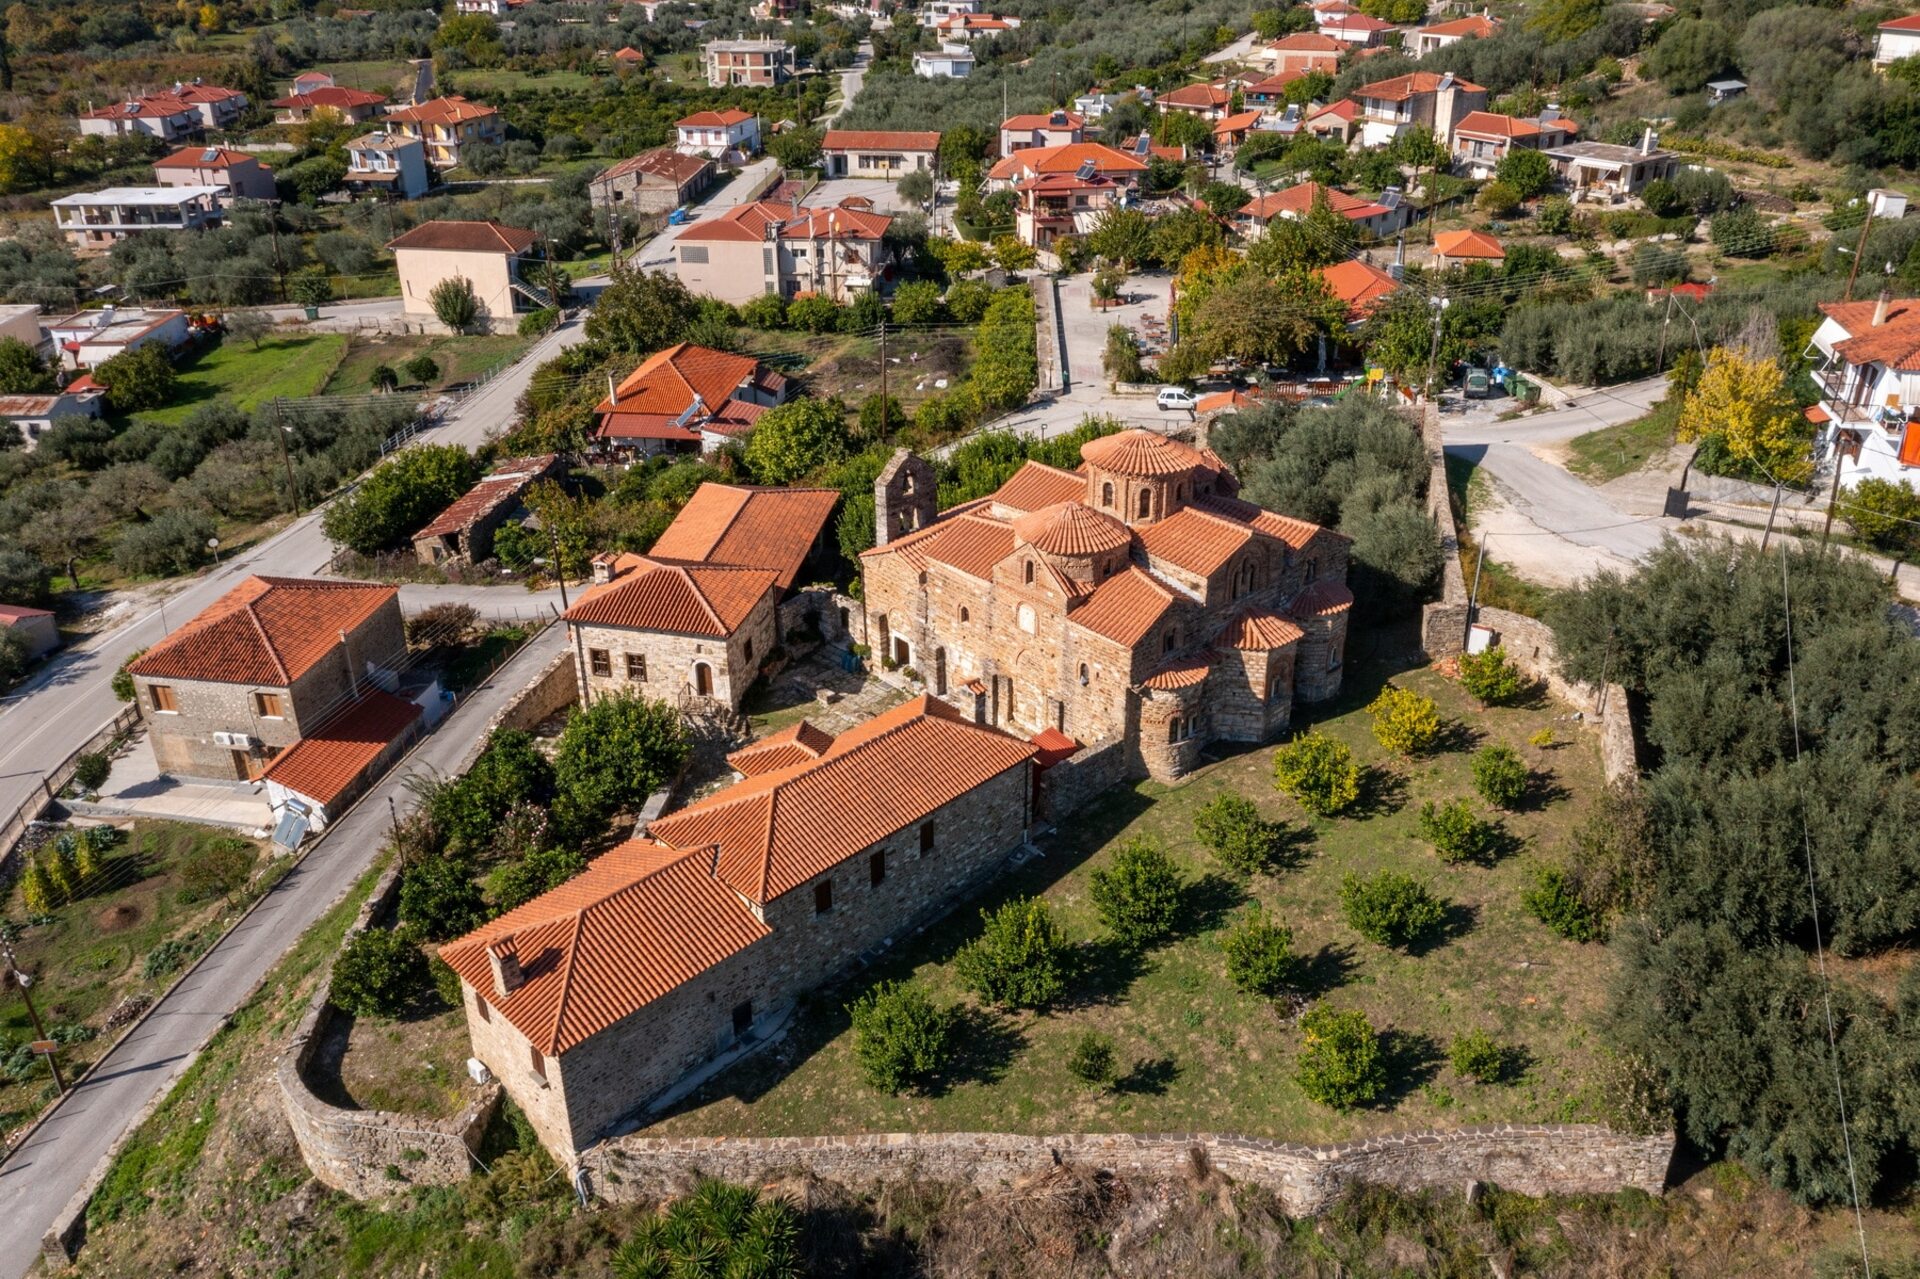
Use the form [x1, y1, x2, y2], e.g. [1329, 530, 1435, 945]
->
[584, 1124, 1674, 1216]
[1034, 738, 1130, 828]
[277, 860, 500, 1200]
[459, 646, 578, 772]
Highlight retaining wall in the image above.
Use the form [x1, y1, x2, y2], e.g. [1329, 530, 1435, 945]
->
[585, 1124, 1673, 1215]
[1034, 738, 1130, 827]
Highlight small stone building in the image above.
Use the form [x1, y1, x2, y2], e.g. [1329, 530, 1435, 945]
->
[126, 576, 407, 781]
[860, 430, 1354, 783]
[411, 454, 560, 567]
[440, 696, 1037, 1160]
[590, 148, 715, 217]
[564, 483, 840, 709]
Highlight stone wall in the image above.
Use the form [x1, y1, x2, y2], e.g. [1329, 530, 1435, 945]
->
[1034, 737, 1130, 827]
[279, 860, 501, 1199]
[573, 589, 777, 712]
[585, 1124, 1674, 1216]
[490, 648, 579, 737]
[777, 587, 866, 650]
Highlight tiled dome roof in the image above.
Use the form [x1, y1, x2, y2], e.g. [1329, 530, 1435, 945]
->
[1012, 501, 1132, 555]
[1080, 428, 1207, 477]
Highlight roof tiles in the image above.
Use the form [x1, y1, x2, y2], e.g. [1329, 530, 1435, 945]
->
[127, 576, 396, 687]
[564, 560, 776, 635]
[646, 483, 839, 589]
[260, 690, 421, 806]
[386, 219, 537, 254]
[1068, 566, 1177, 647]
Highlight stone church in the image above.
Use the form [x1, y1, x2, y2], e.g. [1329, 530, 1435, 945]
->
[860, 429, 1355, 781]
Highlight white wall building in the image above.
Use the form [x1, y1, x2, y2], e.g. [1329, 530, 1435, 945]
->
[913, 45, 975, 78]
[44, 307, 192, 371]
[1875, 14, 1920, 70]
[51, 187, 224, 251]
[675, 110, 762, 160]
[1809, 291, 1920, 489]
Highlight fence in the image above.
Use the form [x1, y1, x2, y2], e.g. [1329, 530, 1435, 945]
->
[0, 704, 143, 878]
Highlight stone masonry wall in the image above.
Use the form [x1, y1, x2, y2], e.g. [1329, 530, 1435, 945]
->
[586, 1125, 1674, 1216]
[1034, 738, 1130, 827]
[491, 648, 579, 735]
[572, 589, 777, 712]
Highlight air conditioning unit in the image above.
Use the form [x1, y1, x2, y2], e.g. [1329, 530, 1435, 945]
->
[213, 731, 255, 749]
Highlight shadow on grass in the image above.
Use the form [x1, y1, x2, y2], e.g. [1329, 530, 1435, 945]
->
[1433, 718, 1484, 754]
[1405, 900, 1479, 958]
[927, 1005, 1026, 1096]
[1294, 941, 1357, 997]
[1518, 769, 1572, 812]
[1374, 1028, 1445, 1109]
[1184, 872, 1246, 935]
[1346, 765, 1408, 819]
[1116, 1055, 1181, 1096]
[1062, 936, 1148, 1009]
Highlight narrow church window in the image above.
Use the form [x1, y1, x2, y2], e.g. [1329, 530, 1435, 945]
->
[814, 880, 833, 914]
[1102, 482, 1114, 507]
[920, 821, 935, 854]
[1168, 717, 1182, 743]
[1079, 663, 1089, 685]
[870, 851, 887, 886]
[530, 1044, 547, 1082]
[732, 1001, 754, 1037]
[1304, 559, 1318, 584]
[960, 607, 970, 622]
[1024, 559, 1035, 584]
[1137, 489, 1152, 519]
[1162, 628, 1177, 655]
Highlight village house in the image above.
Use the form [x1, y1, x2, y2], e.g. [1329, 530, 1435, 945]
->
[933, 12, 1018, 40]
[1236, 181, 1409, 241]
[0, 386, 105, 450]
[271, 85, 388, 125]
[45, 306, 191, 371]
[125, 576, 408, 783]
[411, 454, 562, 567]
[672, 198, 894, 303]
[1158, 81, 1235, 120]
[1410, 10, 1500, 54]
[1303, 98, 1361, 143]
[1257, 32, 1350, 76]
[913, 45, 976, 78]
[999, 110, 1084, 157]
[821, 129, 940, 178]
[1211, 110, 1266, 157]
[387, 219, 552, 326]
[291, 71, 336, 94]
[1317, 257, 1399, 325]
[703, 39, 796, 87]
[1318, 11, 1398, 45]
[1350, 71, 1488, 148]
[1449, 109, 1578, 179]
[612, 46, 647, 68]
[591, 342, 790, 457]
[920, 0, 983, 24]
[261, 688, 424, 835]
[590, 148, 714, 216]
[1432, 228, 1505, 269]
[752, 0, 799, 21]
[51, 187, 225, 250]
[176, 82, 250, 130]
[675, 109, 762, 160]
[384, 96, 505, 169]
[1544, 131, 1679, 201]
[1875, 13, 1920, 71]
[152, 146, 276, 204]
[78, 93, 200, 142]
[861, 431, 1355, 783]
[440, 695, 1037, 1161]
[985, 140, 1149, 191]
[1807, 288, 1920, 488]
[344, 131, 433, 199]
[563, 482, 838, 707]
[0, 605, 59, 660]
[1012, 170, 1131, 250]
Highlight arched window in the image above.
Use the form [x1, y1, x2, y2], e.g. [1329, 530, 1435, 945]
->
[1078, 663, 1089, 686]
[902, 472, 916, 494]
[1101, 481, 1114, 507]
[1168, 717, 1182, 743]
[1162, 627, 1177, 655]
[959, 606, 970, 622]
[1137, 489, 1152, 519]
[1304, 558, 1318, 584]
[1024, 559, 1035, 584]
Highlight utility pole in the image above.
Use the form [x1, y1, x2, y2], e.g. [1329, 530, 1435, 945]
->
[271, 399, 301, 515]
[1654, 289, 1675, 375]
[877, 319, 888, 438]
[547, 523, 571, 610]
[1820, 447, 1846, 554]
[1760, 480, 1785, 552]
[1842, 204, 1876, 302]
[2, 939, 65, 1095]
[1424, 293, 1449, 400]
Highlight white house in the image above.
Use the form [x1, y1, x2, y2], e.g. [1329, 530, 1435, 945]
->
[50, 187, 225, 251]
[44, 307, 192, 371]
[1808, 290, 1920, 489]
[0, 387, 105, 450]
[1874, 13, 1920, 71]
[344, 131, 433, 199]
[914, 45, 975, 78]
[919, 0, 981, 25]
[675, 110, 761, 160]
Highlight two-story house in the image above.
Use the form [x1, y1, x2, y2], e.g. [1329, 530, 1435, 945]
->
[985, 139, 1149, 191]
[126, 576, 408, 783]
[384, 96, 504, 169]
[1875, 13, 1920, 70]
[914, 45, 976, 77]
[174, 81, 249, 131]
[344, 131, 433, 199]
[51, 187, 224, 251]
[675, 109, 761, 160]
[1352, 71, 1487, 148]
[271, 85, 388, 125]
[591, 342, 790, 457]
[388, 219, 551, 325]
[44, 306, 191, 371]
[1450, 109, 1578, 179]
[78, 93, 201, 143]
[703, 39, 796, 87]
[1410, 10, 1500, 54]
[1236, 181, 1409, 241]
[1257, 31, 1351, 77]
[673, 198, 895, 303]
[152, 146, 276, 203]
[999, 110, 1084, 157]
[1158, 81, 1235, 120]
[591, 148, 715, 216]
[1807, 289, 1920, 488]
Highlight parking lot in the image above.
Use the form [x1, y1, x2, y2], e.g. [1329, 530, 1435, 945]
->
[808, 176, 926, 215]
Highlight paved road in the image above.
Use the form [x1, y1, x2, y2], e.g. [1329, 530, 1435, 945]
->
[632, 157, 781, 271]
[821, 43, 871, 124]
[0, 624, 567, 1279]
[1204, 29, 1261, 64]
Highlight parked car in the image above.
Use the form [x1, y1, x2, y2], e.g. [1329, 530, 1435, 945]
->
[1156, 387, 1197, 411]
[1464, 368, 1490, 399]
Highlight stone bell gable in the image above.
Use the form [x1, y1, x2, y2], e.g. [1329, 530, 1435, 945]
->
[875, 448, 937, 546]
[860, 429, 1356, 782]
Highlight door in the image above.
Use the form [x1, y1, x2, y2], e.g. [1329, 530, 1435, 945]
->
[693, 662, 713, 697]
[234, 750, 263, 781]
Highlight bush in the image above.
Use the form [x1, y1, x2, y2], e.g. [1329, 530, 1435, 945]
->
[891, 279, 943, 325]
[330, 929, 430, 1019]
[1522, 863, 1607, 941]
[847, 980, 949, 1093]
[73, 752, 110, 792]
[739, 293, 788, 329]
[1273, 731, 1362, 816]
[1221, 907, 1298, 998]
[111, 649, 146, 702]
[430, 276, 481, 331]
[1294, 1005, 1384, 1110]
[1067, 1030, 1118, 1090]
[1450, 1028, 1510, 1083]
[114, 508, 217, 577]
[19, 857, 54, 912]
[954, 897, 1068, 1010]
[1470, 746, 1529, 810]
[402, 354, 440, 386]
[95, 344, 176, 413]
[1368, 686, 1440, 756]
[1843, 477, 1920, 553]
[321, 444, 479, 556]
[487, 845, 587, 912]
[430, 955, 464, 1007]
[1417, 798, 1500, 864]
[177, 837, 256, 904]
[787, 294, 842, 334]
[611, 1179, 803, 1278]
[1477, 180, 1522, 217]
[1536, 196, 1574, 234]
[553, 689, 690, 833]
[1458, 645, 1527, 705]
[143, 935, 199, 980]
[1340, 871, 1447, 948]
[517, 307, 557, 337]
[398, 855, 488, 941]
[1193, 793, 1287, 876]
[1088, 836, 1184, 949]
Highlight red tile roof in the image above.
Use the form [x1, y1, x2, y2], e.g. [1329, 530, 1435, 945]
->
[614, 45, 646, 60]
[386, 219, 537, 254]
[0, 604, 54, 623]
[1321, 13, 1399, 33]
[678, 108, 756, 127]
[1318, 258, 1399, 318]
[1068, 565, 1177, 647]
[564, 560, 776, 636]
[1309, 98, 1360, 124]
[1214, 110, 1265, 135]
[1030, 726, 1080, 768]
[1242, 181, 1389, 223]
[647, 695, 1036, 904]
[83, 94, 195, 120]
[1880, 13, 1920, 30]
[1268, 32, 1353, 51]
[1290, 579, 1355, 615]
[1197, 492, 1329, 550]
[385, 95, 497, 127]
[260, 690, 420, 806]
[414, 455, 557, 540]
[440, 838, 772, 1054]
[1002, 111, 1084, 131]
[1356, 71, 1485, 101]
[870, 509, 1018, 578]
[1434, 228, 1505, 260]
[646, 483, 839, 590]
[987, 141, 1148, 181]
[271, 86, 387, 111]
[1012, 501, 1131, 555]
[1416, 13, 1500, 38]
[1140, 651, 1212, 689]
[154, 146, 265, 170]
[1819, 299, 1920, 372]
[727, 720, 836, 775]
[990, 460, 1088, 512]
[678, 199, 892, 243]
[1221, 607, 1304, 650]
[822, 129, 941, 152]
[1081, 428, 1213, 477]
[1452, 110, 1576, 140]
[127, 576, 396, 686]
[1160, 82, 1233, 109]
[1138, 506, 1255, 577]
[594, 343, 789, 443]
[598, 147, 713, 186]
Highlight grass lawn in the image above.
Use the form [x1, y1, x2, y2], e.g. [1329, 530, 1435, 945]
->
[742, 329, 976, 410]
[648, 657, 1617, 1145]
[1566, 396, 1679, 484]
[138, 334, 349, 426]
[0, 822, 276, 1135]
[322, 333, 532, 398]
[320, 997, 473, 1120]
[444, 68, 600, 98]
[312, 58, 419, 96]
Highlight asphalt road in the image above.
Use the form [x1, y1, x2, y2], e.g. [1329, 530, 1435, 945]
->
[0, 623, 567, 1279]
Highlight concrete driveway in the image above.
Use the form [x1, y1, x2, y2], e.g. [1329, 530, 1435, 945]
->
[632, 157, 779, 271]
[810, 176, 922, 214]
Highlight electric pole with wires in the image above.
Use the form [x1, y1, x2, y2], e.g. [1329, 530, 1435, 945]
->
[2, 938, 65, 1095]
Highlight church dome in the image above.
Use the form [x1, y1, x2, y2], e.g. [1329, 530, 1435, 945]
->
[1080, 428, 1206, 477]
[1012, 502, 1132, 556]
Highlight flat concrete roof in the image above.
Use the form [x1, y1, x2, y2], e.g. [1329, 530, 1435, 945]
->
[51, 186, 225, 206]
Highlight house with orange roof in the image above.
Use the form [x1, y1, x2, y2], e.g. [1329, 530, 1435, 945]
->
[441, 694, 1037, 1158]
[590, 147, 714, 216]
[125, 576, 408, 782]
[1237, 181, 1409, 240]
[591, 342, 790, 457]
[383, 95, 504, 168]
[1212, 109, 1266, 156]
[271, 84, 388, 125]
[411, 454, 561, 567]
[672, 197, 894, 303]
[1303, 97, 1361, 143]
[861, 433, 1354, 784]
[261, 689, 423, 833]
[1410, 9, 1501, 55]
[1257, 31, 1351, 76]
[986, 140, 1148, 190]
[611, 45, 647, 66]
[388, 219, 551, 326]
[1807, 289, 1920, 487]
[77, 93, 202, 143]
[1352, 71, 1487, 148]
[1874, 12, 1920, 69]
[999, 109, 1084, 157]
[1159, 81, 1236, 120]
[152, 145, 276, 203]
[565, 483, 840, 708]
[933, 12, 1019, 39]
[821, 129, 940, 178]
[1432, 228, 1504, 268]
[1316, 257, 1399, 323]
[1318, 10, 1398, 45]
[1450, 109, 1577, 179]
[704, 37, 796, 87]
[675, 108, 761, 160]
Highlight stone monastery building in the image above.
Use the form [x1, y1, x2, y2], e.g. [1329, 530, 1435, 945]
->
[860, 428, 1355, 781]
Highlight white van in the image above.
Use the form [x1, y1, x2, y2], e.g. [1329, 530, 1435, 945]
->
[1156, 387, 1197, 411]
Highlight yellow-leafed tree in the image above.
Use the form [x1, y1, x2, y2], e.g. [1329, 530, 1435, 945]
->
[1677, 346, 1814, 484]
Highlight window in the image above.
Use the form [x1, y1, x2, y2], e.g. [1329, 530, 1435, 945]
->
[959, 606, 970, 622]
[744, 637, 754, 663]
[253, 692, 283, 718]
[529, 1044, 547, 1083]
[680, 245, 710, 264]
[589, 648, 611, 678]
[870, 851, 886, 886]
[1024, 559, 1035, 584]
[732, 1000, 754, 1037]
[149, 684, 177, 713]
[1078, 663, 1089, 685]
[814, 879, 833, 914]
[1162, 628, 1177, 655]
[625, 653, 647, 681]
[1101, 482, 1114, 507]
[1169, 717, 1182, 743]
[476, 996, 491, 1023]
[919, 821, 935, 855]
[1304, 559, 1318, 584]
[1138, 489, 1152, 518]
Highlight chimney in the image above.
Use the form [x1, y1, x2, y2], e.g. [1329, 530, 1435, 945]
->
[592, 553, 615, 584]
[607, 372, 617, 405]
[1874, 280, 1893, 328]
[1640, 127, 1655, 156]
[487, 937, 524, 997]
